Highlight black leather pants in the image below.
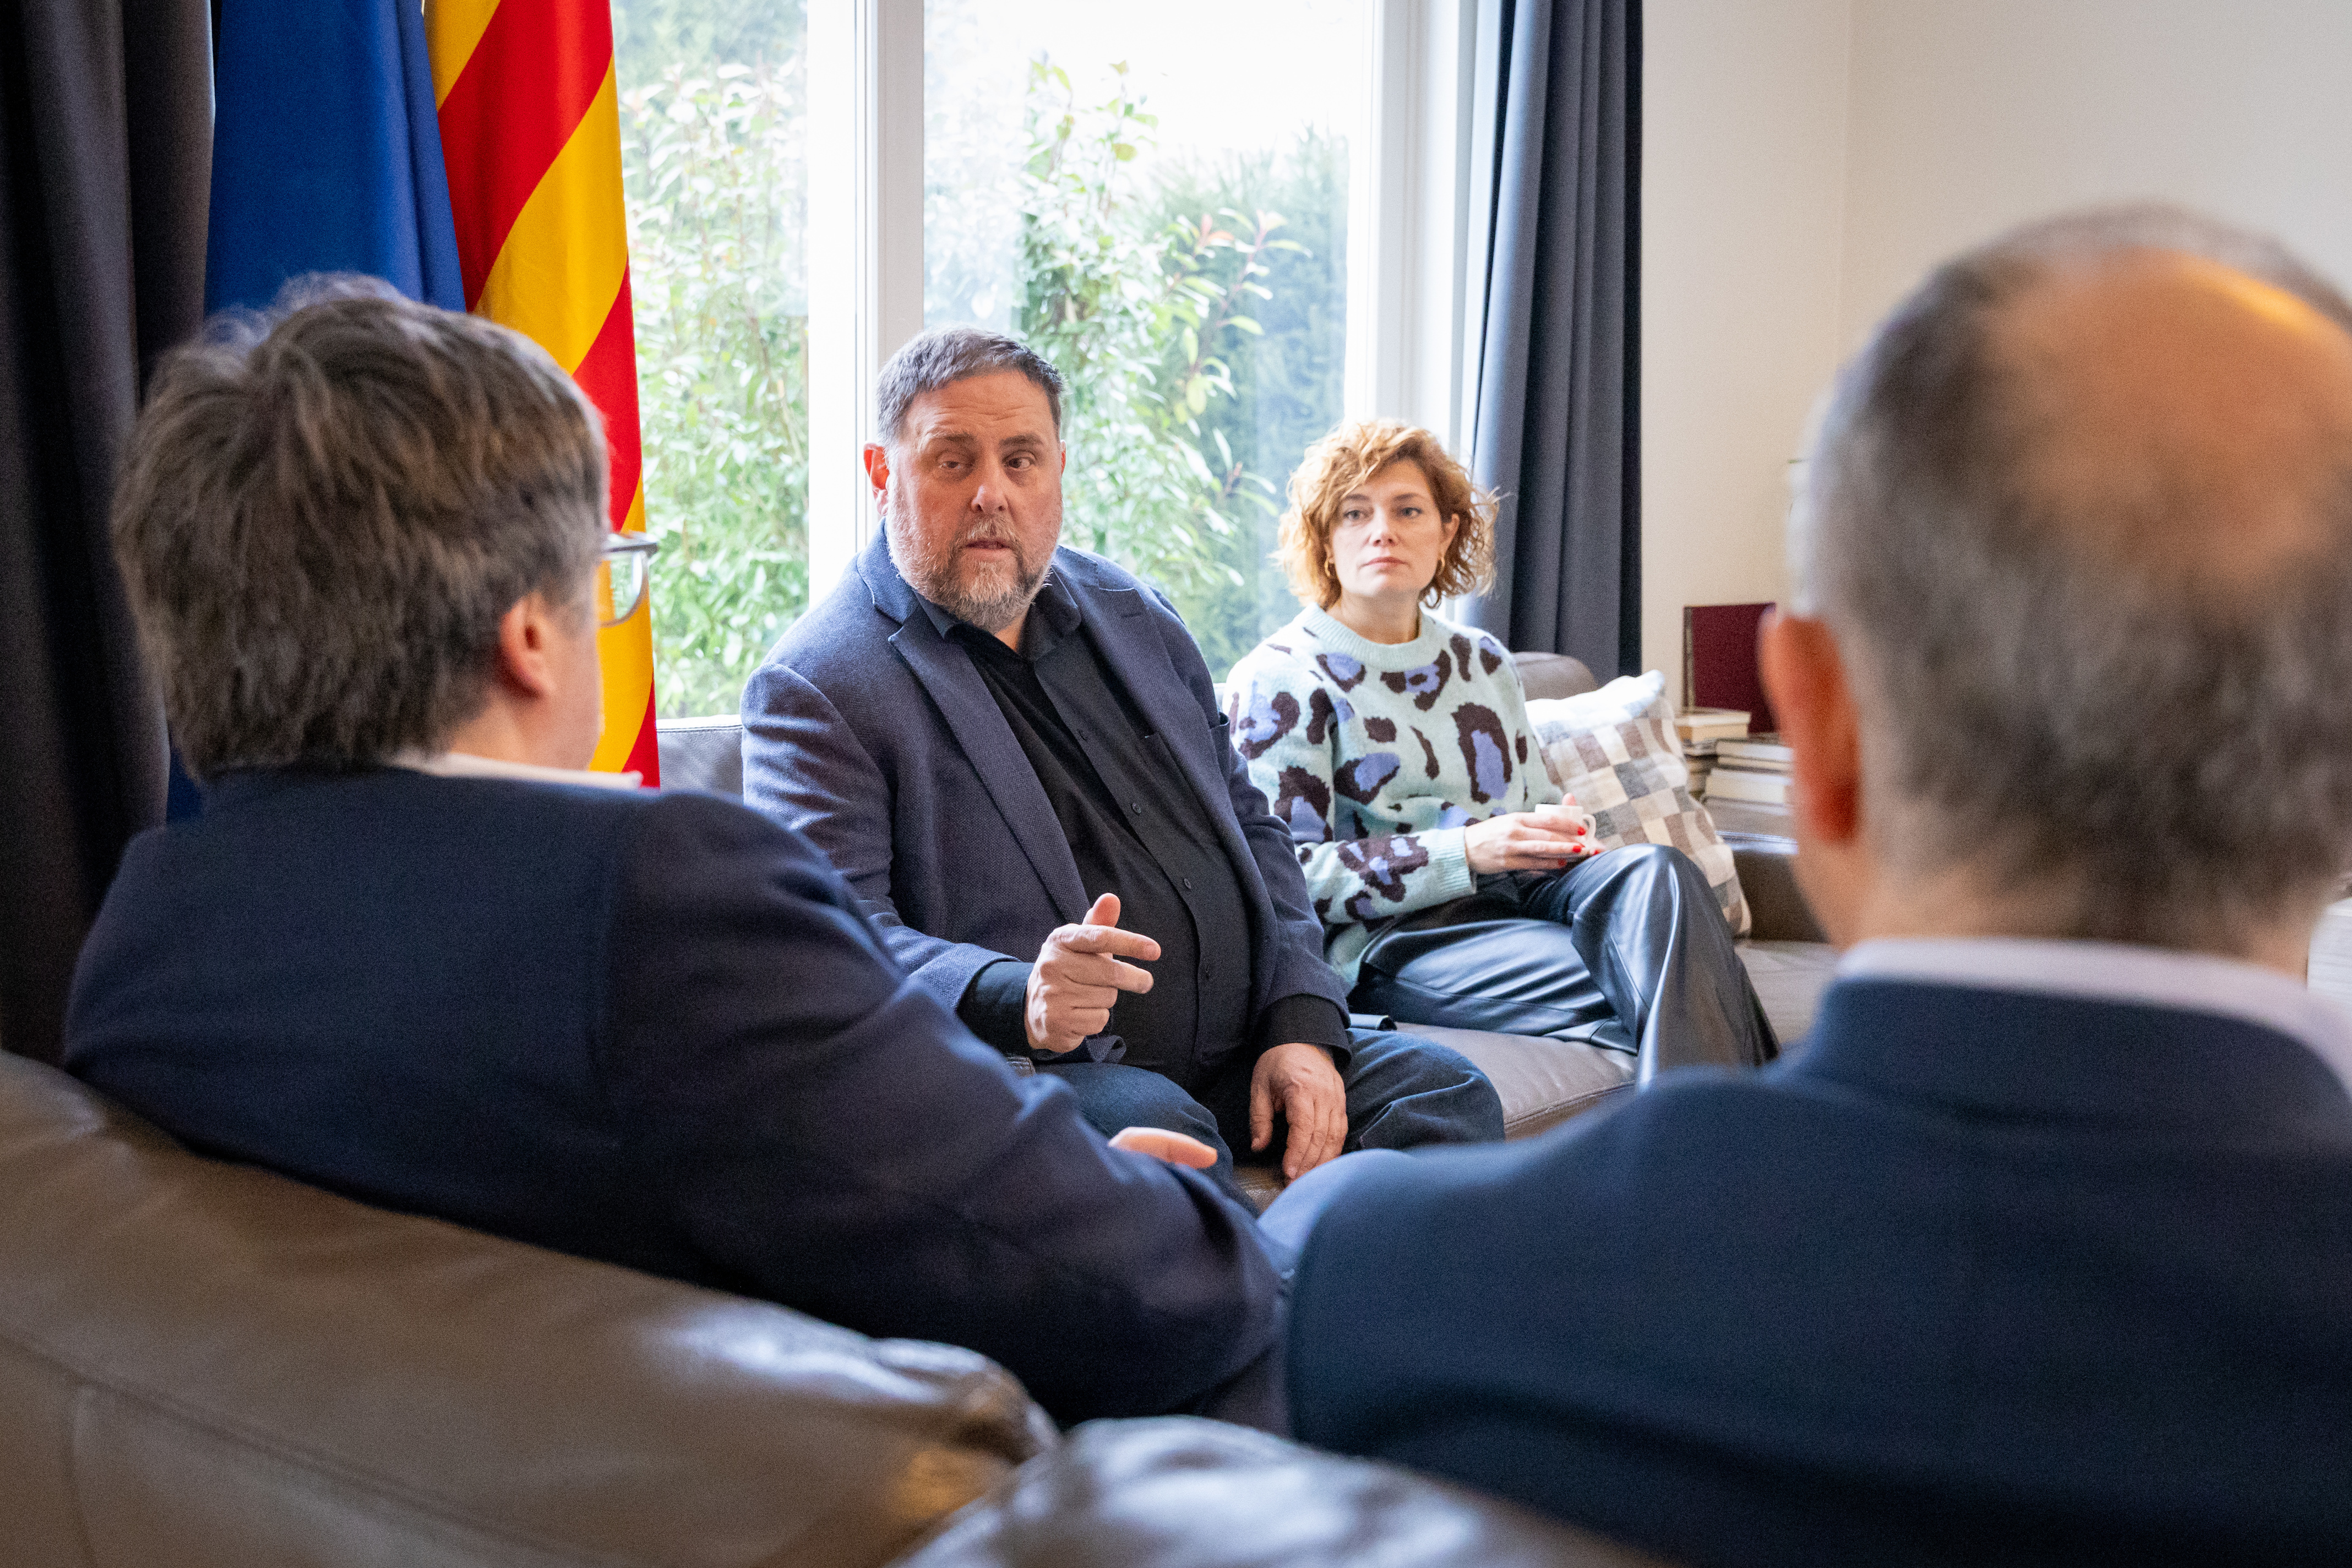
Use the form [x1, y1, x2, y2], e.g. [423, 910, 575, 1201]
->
[1349, 843, 1779, 1085]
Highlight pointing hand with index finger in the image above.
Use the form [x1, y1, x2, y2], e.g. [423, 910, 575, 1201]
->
[1025, 892, 1161, 1056]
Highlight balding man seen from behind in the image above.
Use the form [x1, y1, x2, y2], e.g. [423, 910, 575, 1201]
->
[1277, 208, 2352, 1565]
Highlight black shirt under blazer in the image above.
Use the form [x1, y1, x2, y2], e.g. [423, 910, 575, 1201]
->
[64, 768, 1282, 1424]
[741, 536, 1351, 1077]
[953, 609, 1272, 1076]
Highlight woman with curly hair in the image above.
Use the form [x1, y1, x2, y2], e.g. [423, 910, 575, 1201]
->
[1223, 419, 1775, 1078]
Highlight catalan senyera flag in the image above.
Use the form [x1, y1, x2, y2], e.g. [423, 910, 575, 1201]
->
[426, 0, 660, 783]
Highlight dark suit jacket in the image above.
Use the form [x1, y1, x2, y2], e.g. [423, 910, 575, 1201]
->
[1289, 977, 2352, 1566]
[740, 536, 1347, 1070]
[63, 767, 1282, 1424]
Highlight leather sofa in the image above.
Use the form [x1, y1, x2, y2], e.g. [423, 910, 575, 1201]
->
[0, 1048, 1667, 1567]
[659, 652, 1843, 1170]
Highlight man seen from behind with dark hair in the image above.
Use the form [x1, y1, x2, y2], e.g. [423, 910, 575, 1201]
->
[66, 281, 1287, 1428]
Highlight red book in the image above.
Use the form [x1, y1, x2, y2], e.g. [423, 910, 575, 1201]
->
[1682, 603, 1777, 736]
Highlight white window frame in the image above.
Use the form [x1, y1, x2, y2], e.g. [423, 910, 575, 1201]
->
[1347, 0, 1484, 454]
[805, 0, 925, 599]
[804, 0, 1480, 602]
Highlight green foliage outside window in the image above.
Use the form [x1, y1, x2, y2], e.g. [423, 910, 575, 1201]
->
[1016, 62, 1300, 667]
[1134, 133, 1349, 674]
[618, 21, 1344, 714]
[620, 59, 810, 718]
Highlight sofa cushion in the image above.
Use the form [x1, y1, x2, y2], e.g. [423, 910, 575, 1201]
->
[1526, 672, 1751, 937]
[0, 1053, 1049, 1568]
[1723, 831, 1825, 944]
[1739, 940, 1838, 1047]
[1228, 939, 1841, 1210]
[1509, 650, 1599, 703]
[896, 1416, 1677, 1568]
[658, 714, 745, 797]
[1413, 1025, 1634, 1139]
[1384, 947, 1837, 1141]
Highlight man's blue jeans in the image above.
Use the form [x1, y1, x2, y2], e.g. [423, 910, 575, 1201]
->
[1043, 1027, 1502, 1206]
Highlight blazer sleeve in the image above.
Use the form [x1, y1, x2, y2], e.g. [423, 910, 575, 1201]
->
[598, 791, 1284, 1425]
[739, 656, 1015, 1010]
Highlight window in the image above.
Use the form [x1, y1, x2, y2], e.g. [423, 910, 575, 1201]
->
[614, 1, 809, 718]
[622, 1, 1472, 714]
[924, 1, 1364, 678]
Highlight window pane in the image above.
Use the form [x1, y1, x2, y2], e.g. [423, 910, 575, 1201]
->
[616, 1, 808, 718]
[924, 0, 1363, 679]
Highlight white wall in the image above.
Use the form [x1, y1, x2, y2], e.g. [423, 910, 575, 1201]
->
[1841, 0, 2352, 347]
[1638, 0, 1852, 696]
[1641, 0, 2352, 701]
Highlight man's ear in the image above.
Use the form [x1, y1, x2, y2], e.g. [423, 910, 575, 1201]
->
[861, 443, 890, 496]
[1759, 609, 1879, 948]
[493, 594, 563, 701]
[1758, 610, 1860, 847]
[1058, 442, 1068, 475]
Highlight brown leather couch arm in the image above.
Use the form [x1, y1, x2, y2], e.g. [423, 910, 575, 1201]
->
[1725, 831, 1827, 945]
[0, 1053, 1049, 1568]
[894, 1417, 1679, 1568]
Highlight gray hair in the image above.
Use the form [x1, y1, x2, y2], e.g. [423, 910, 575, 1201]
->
[875, 326, 1065, 447]
[112, 278, 607, 780]
[1795, 205, 2352, 943]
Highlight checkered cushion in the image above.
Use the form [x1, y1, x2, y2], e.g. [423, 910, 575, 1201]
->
[1525, 671, 1751, 936]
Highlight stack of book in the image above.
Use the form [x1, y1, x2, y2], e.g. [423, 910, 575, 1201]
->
[1674, 709, 1749, 798]
[1703, 736, 1796, 808]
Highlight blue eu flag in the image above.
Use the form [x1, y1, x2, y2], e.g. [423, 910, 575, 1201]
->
[177, 1, 469, 818]
[204, 0, 465, 314]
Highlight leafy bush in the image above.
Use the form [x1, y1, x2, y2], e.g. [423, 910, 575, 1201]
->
[620, 59, 809, 718]
[1139, 133, 1348, 673]
[1017, 64, 1292, 614]
[612, 0, 799, 88]
[1017, 63, 1352, 675]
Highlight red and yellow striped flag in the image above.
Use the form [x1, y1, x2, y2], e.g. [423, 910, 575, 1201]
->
[425, 0, 658, 783]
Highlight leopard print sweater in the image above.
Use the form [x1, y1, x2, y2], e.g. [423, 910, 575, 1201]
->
[1223, 606, 1565, 983]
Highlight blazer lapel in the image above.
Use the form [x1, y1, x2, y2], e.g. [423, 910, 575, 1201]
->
[862, 541, 1090, 923]
[1073, 573, 1264, 889]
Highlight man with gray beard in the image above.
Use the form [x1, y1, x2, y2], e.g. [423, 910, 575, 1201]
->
[743, 329, 1502, 1204]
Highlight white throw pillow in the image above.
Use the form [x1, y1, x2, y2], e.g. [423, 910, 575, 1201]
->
[1525, 670, 1751, 937]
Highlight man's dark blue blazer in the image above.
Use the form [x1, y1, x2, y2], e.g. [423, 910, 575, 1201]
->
[63, 766, 1283, 1424]
[740, 536, 1348, 1064]
[1288, 976, 2352, 1566]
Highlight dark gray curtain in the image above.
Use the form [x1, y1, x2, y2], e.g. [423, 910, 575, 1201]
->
[1459, 0, 1642, 676]
[0, 0, 212, 1062]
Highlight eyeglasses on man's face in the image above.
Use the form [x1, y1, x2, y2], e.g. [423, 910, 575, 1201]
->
[597, 531, 661, 627]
